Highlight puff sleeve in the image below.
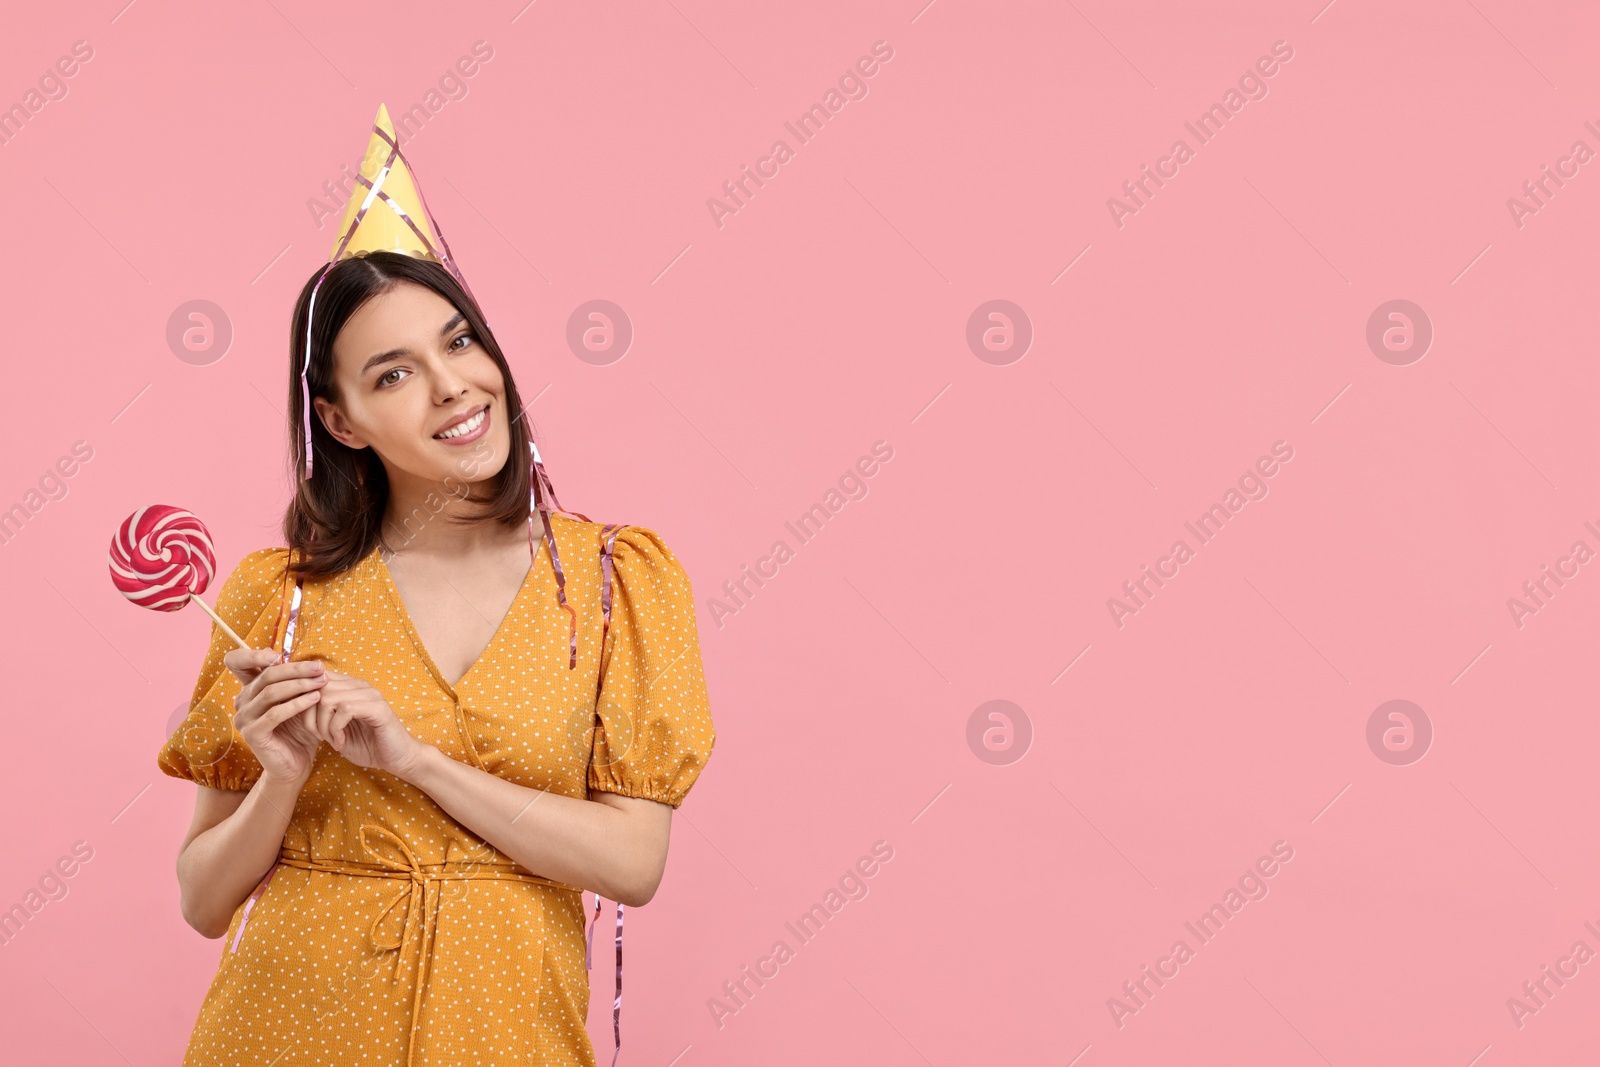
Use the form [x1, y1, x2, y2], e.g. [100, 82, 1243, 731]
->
[588, 526, 717, 809]
[156, 548, 293, 790]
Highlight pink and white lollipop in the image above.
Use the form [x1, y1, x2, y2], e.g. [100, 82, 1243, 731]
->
[109, 505, 249, 648]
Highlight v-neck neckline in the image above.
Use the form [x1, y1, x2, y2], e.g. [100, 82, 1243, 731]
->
[371, 515, 552, 696]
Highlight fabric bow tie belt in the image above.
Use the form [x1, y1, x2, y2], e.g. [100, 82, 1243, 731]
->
[231, 823, 623, 1067]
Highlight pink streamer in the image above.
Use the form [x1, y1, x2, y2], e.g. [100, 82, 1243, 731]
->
[230, 863, 279, 953]
[586, 893, 625, 1067]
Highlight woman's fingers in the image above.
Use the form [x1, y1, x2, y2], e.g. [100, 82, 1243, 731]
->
[298, 703, 320, 743]
[235, 660, 322, 715]
[282, 706, 322, 753]
[248, 689, 324, 738]
[235, 675, 326, 730]
[223, 646, 275, 672]
[223, 646, 278, 684]
[257, 664, 323, 695]
[232, 662, 327, 756]
[315, 688, 340, 746]
[328, 703, 363, 750]
[258, 673, 327, 708]
[231, 665, 381, 760]
[253, 660, 325, 693]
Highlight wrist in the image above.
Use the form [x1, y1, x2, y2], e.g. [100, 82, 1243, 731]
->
[393, 742, 442, 787]
[259, 767, 311, 793]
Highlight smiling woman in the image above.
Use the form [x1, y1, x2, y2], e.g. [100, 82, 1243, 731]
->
[155, 105, 716, 1067]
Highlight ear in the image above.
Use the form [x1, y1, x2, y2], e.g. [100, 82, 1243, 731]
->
[312, 396, 368, 450]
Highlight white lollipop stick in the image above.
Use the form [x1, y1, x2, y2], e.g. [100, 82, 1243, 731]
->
[189, 594, 250, 650]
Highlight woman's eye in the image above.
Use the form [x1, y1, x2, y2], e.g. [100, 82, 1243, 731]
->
[375, 337, 470, 388]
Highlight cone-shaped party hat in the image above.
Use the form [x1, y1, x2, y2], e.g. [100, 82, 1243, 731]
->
[326, 103, 446, 262]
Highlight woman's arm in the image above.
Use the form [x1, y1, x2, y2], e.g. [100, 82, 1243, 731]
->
[175, 772, 308, 938]
[173, 649, 327, 938]
[397, 746, 671, 907]
[312, 667, 674, 906]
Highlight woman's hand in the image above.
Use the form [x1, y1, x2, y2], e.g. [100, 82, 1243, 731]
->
[309, 669, 428, 778]
[225, 648, 327, 785]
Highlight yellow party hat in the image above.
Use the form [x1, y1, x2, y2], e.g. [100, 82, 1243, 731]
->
[326, 103, 446, 263]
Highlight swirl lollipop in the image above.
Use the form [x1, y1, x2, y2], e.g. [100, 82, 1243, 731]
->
[109, 505, 249, 648]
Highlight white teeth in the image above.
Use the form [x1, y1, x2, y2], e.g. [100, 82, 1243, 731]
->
[434, 409, 486, 439]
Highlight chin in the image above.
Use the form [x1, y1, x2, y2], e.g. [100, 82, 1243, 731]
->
[448, 438, 511, 483]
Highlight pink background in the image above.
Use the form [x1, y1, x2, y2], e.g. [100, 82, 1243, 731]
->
[3, 1, 1599, 1063]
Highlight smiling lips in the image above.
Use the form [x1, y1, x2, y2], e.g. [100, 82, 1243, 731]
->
[433, 404, 490, 443]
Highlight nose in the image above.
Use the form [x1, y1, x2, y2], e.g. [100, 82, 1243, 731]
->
[427, 354, 472, 401]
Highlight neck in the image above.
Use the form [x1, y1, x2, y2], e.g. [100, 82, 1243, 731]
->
[379, 471, 528, 560]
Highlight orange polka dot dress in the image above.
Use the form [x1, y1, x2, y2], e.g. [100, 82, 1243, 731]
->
[156, 511, 716, 1066]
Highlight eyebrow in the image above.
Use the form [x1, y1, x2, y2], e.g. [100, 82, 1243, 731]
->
[360, 312, 469, 376]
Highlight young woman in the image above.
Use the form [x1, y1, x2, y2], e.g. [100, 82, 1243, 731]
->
[157, 249, 716, 1066]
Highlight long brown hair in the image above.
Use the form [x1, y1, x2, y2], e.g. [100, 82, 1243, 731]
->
[281, 251, 535, 580]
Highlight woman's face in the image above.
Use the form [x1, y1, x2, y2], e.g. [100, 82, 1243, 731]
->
[314, 279, 511, 489]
